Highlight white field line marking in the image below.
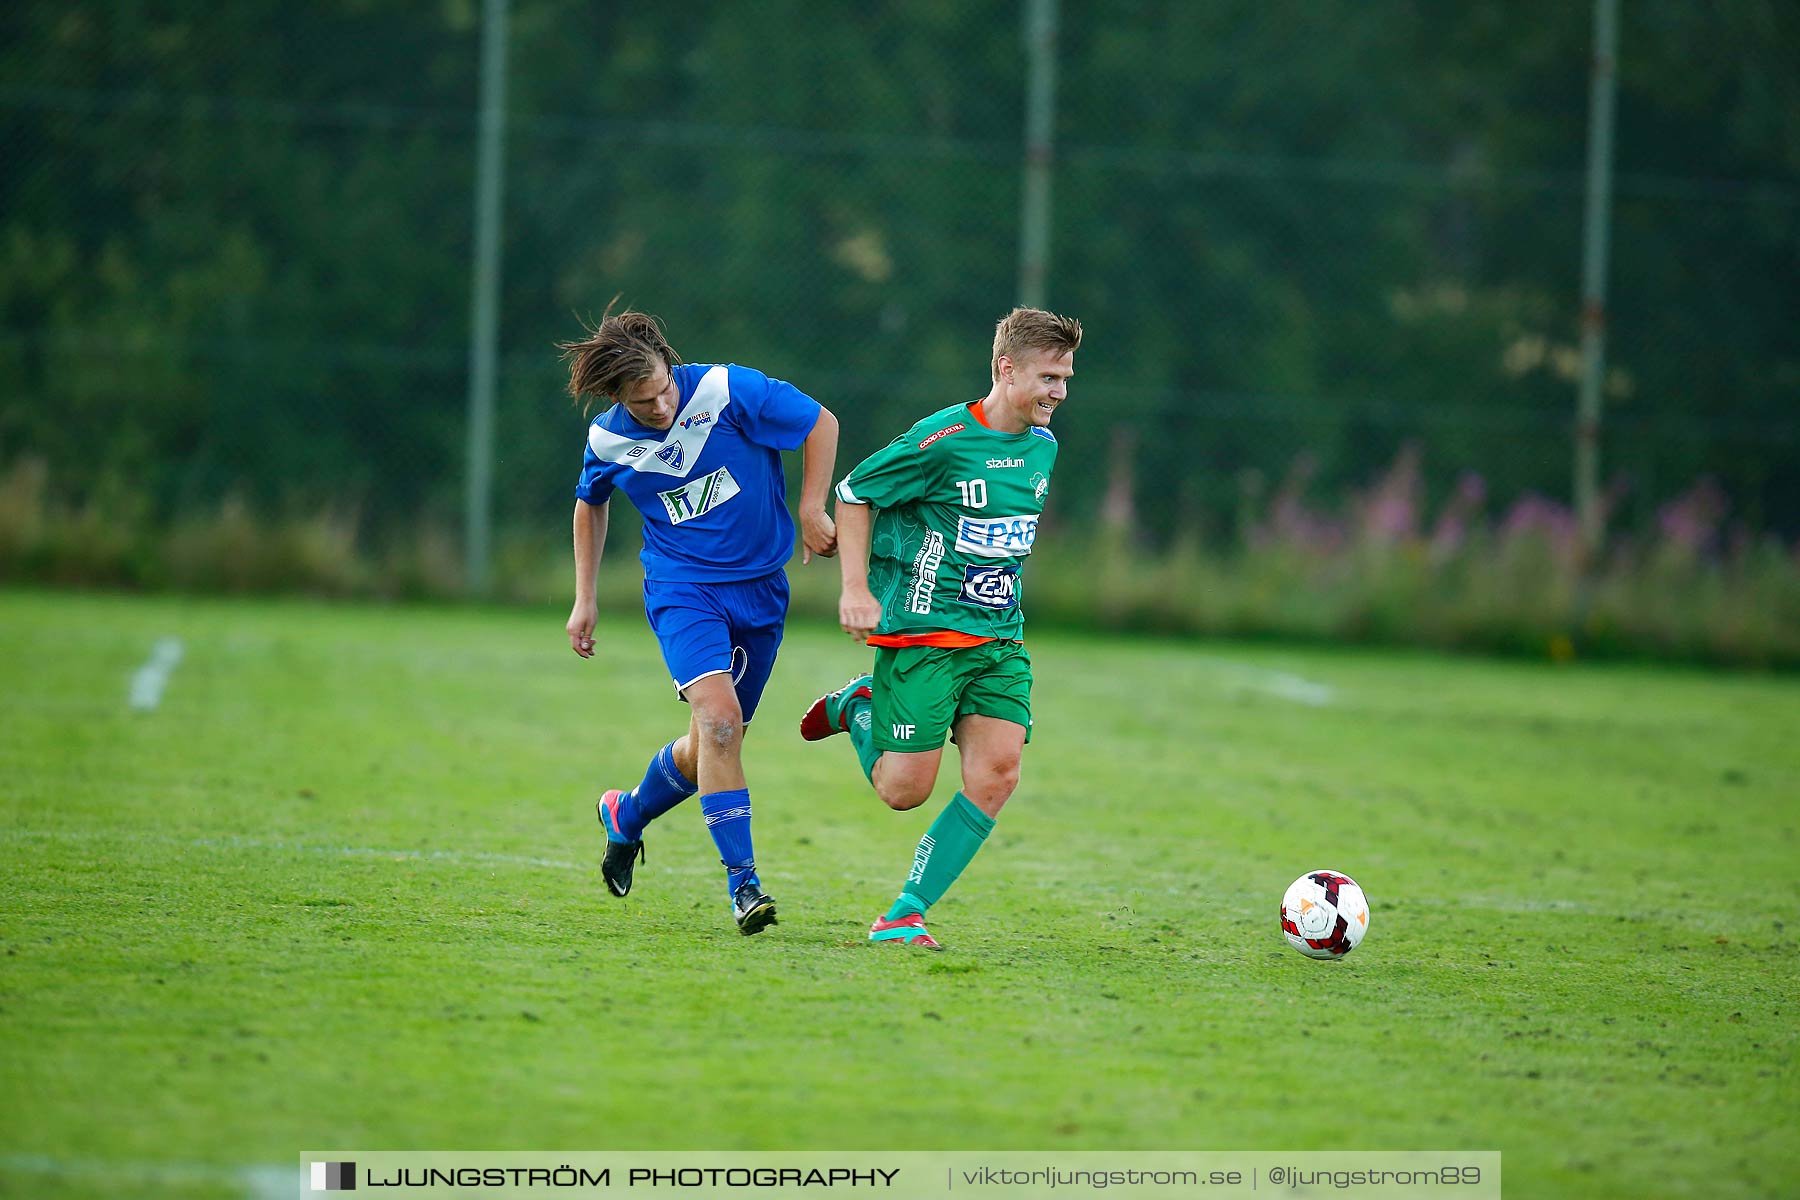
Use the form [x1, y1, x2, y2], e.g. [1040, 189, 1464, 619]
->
[1186, 655, 1338, 707]
[1161, 891, 1595, 913]
[0, 1154, 295, 1199]
[1455, 895, 1607, 915]
[1248, 669, 1336, 707]
[243, 1163, 298, 1200]
[4, 836, 1674, 917]
[128, 636, 185, 710]
[0, 828, 584, 873]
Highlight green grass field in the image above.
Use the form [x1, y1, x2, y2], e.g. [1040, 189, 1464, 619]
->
[2, 588, 1796, 1199]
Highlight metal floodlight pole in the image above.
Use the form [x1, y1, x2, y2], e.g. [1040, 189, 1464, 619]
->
[1017, 0, 1059, 309]
[464, 0, 510, 595]
[1576, 0, 1620, 555]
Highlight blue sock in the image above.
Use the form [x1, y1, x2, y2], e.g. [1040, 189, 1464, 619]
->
[615, 742, 695, 841]
[700, 788, 758, 895]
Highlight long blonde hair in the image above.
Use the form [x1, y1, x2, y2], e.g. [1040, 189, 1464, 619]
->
[557, 301, 684, 415]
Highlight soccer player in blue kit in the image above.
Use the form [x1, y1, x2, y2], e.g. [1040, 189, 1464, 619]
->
[560, 308, 838, 935]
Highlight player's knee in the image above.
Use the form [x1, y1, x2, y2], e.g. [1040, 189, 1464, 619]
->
[689, 704, 744, 754]
[877, 781, 931, 811]
[703, 716, 742, 753]
[969, 757, 1020, 800]
[882, 784, 936, 813]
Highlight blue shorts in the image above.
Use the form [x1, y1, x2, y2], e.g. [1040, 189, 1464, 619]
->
[643, 571, 789, 724]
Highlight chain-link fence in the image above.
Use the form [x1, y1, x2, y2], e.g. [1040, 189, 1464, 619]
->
[2, 0, 1796, 589]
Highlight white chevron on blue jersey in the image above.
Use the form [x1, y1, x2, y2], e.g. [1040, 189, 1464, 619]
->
[585, 365, 733, 478]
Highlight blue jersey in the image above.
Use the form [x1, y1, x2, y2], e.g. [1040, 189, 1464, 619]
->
[574, 363, 821, 583]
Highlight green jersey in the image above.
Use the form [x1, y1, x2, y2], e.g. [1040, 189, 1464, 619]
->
[836, 402, 1058, 641]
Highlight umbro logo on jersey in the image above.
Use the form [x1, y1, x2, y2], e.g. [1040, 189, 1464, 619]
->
[985, 457, 1024, 468]
[587, 365, 730, 476]
[918, 422, 966, 449]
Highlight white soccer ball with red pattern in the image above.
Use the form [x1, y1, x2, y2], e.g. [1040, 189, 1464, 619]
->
[1281, 870, 1370, 959]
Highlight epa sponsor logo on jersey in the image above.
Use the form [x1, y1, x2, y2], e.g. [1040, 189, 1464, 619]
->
[954, 513, 1038, 557]
[918, 422, 966, 449]
[679, 410, 712, 430]
[958, 563, 1018, 610]
[657, 467, 740, 524]
[655, 441, 685, 470]
[986, 457, 1024, 468]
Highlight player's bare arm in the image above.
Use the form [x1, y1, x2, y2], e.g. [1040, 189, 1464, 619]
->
[833, 501, 882, 641]
[566, 497, 609, 658]
[798, 407, 840, 564]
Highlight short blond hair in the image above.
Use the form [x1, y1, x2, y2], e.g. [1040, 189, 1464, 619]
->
[991, 307, 1083, 381]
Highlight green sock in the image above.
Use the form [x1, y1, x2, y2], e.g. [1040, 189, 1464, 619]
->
[884, 792, 996, 921]
[843, 693, 881, 784]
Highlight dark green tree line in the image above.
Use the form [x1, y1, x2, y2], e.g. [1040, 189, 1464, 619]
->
[1, 0, 1794, 550]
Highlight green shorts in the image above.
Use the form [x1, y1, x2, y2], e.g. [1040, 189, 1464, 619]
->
[870, 640, 1033, 753]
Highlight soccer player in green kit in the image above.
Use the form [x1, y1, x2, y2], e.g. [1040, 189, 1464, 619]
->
[799, 307, 1082, 949]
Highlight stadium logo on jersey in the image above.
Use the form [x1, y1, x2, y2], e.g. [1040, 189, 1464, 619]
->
[954, 513, 1038, 557]
[958, 564, 1018, 610]
[655, 441, 684, 470]
[986, 457, 1024, 469]
[918, 422, 966, 449]
[679, 410, 712, 430]
[907, 530, 946, 615]
[1031, 471, 1049, 502]
[657, 467, 740, 524]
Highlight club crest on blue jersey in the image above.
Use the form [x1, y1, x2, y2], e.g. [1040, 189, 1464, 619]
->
[655, 441, 685, 470]
[959, 564, 1018, 609]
